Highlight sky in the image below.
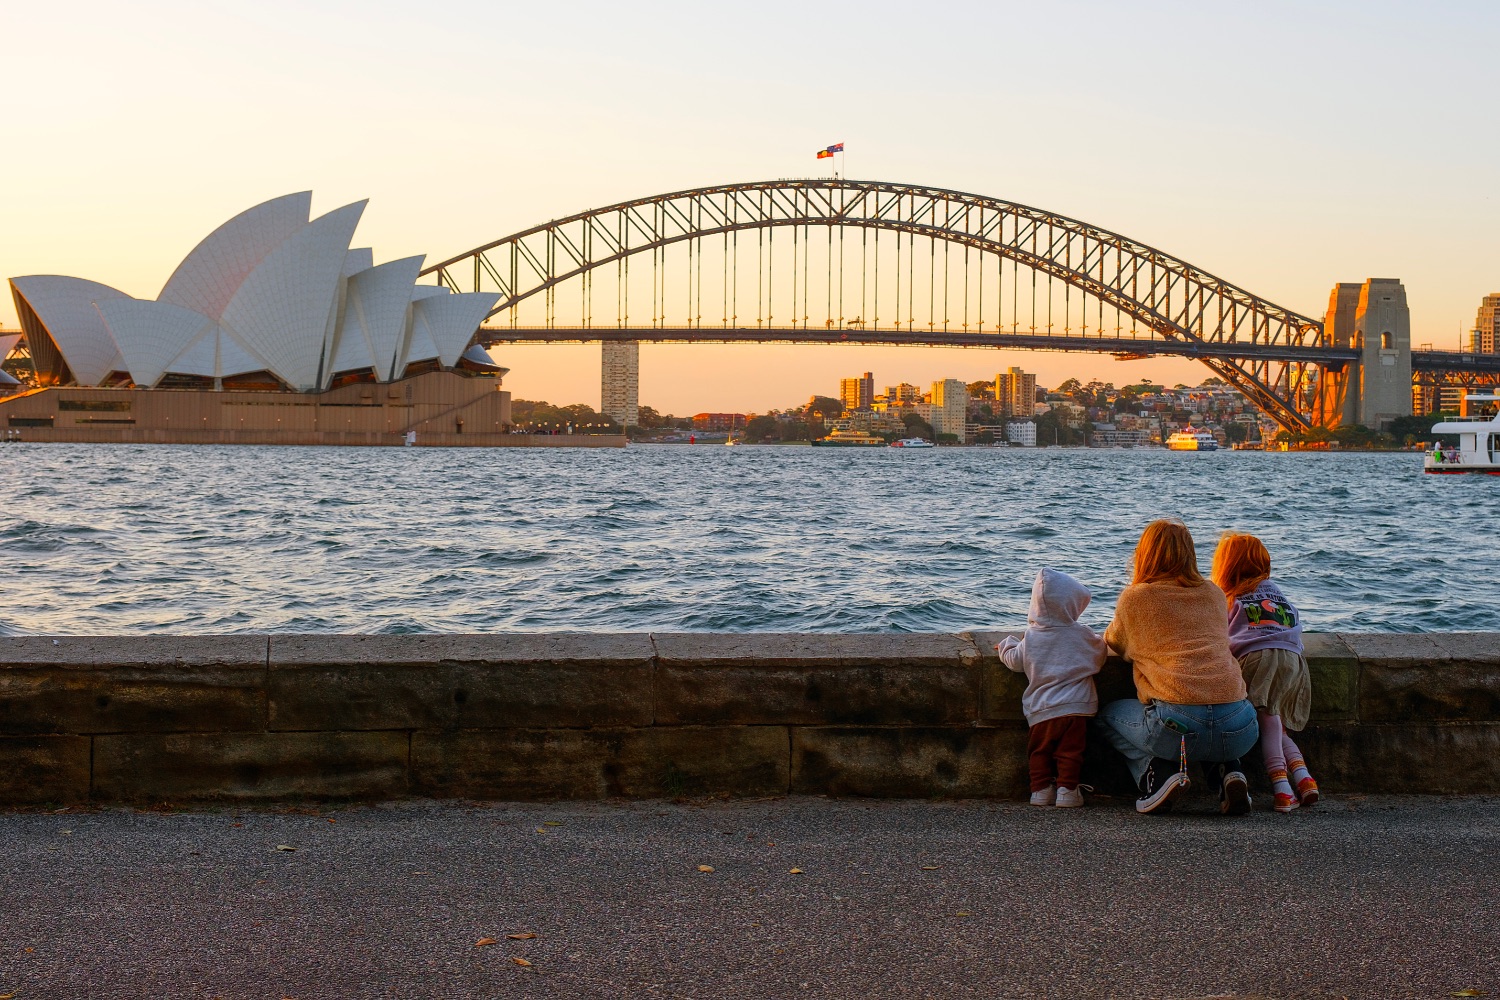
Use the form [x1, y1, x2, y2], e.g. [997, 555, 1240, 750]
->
[3, 0, 1497, 414]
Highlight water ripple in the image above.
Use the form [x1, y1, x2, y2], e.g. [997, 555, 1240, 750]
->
[0, 443, 1495, 634]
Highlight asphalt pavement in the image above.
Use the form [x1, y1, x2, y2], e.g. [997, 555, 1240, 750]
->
[1, 792, 1496, 999]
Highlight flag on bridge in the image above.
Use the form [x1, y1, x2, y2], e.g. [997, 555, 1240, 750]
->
[816, 142, 844, 159]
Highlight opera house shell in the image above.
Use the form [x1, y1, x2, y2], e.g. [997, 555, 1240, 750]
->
[0, 194, 604, 447]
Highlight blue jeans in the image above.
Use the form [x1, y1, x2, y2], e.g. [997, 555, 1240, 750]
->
[1096, 698, 1260, 783]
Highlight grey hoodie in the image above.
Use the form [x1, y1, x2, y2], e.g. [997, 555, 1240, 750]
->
[997, 568, 1109, 725]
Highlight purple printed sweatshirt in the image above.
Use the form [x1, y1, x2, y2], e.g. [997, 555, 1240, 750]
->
[1227, 580, 1304, 659]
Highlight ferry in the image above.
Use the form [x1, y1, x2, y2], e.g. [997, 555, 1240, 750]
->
[1424, 395, 1500, 474]
[1166, 428, 1219, 451]
[811, 429, 887, 447]
[889, 437, 936, 449]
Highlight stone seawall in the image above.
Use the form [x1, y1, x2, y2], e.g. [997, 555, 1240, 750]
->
[2, 633, 1496, 804]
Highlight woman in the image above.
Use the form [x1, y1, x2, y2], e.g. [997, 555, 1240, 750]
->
[1097, 519, 1260, 815]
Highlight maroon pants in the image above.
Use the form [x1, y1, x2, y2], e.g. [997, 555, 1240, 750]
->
[1029, 715, 1088, 791]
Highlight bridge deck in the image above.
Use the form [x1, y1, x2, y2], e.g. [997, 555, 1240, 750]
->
[478, 326, 1360, 364]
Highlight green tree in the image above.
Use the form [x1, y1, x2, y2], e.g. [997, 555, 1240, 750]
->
[966, 380, 994, 399]
[1224, 422, 1250, 443]
[744, 414, 780, 443]
[902, 412, 935, 440]
[806, 396, 845, 420]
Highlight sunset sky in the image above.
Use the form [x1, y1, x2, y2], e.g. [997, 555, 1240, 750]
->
[4, 0, 1497, 414]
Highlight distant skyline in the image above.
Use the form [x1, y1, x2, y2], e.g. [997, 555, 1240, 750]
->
[4, 0, 1497, 414]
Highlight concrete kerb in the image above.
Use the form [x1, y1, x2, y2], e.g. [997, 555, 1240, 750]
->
[2, 632, 1499, 804]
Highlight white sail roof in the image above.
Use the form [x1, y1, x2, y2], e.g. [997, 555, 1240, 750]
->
[342, 248, 375, 276]
[412, 291, 500, 367]
[218, 201, 366, 391]
[328, 255, 424, 381]
[158, 192, 312, 320]
[164, 325, 269, 380]
[0, 334, 19, 359]
[96, 299, 218, 388]
[9, 275, 130, 385]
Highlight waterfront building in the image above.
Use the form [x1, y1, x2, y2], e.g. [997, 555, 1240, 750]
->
[1091, 423, 1152, 447]
[929, 379, 969, 440]
[691, 412, 746, 431]
[9, 193, 497, 392]
[839, 372, 874, 411]
[601, 341, 640, 426]
[1471, 294, 1500, 354]
[834, 410, 905, 434]
[0, 193, 545, 447]
[1007, 420, 1037, 447]
[994, 367, 1037, 418]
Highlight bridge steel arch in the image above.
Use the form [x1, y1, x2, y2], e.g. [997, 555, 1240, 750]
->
[422, 179, 1329, 431]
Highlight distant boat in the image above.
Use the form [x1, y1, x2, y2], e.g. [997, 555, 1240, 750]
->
[889, 437, 935, 449]
[812, 429, 887, 447]
[1166, 429, 1219, 451]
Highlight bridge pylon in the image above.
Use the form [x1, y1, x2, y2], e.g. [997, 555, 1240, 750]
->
[1315, 279, 1413, 430]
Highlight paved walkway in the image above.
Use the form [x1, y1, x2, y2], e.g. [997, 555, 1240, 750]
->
[2, 794, 1496, 999]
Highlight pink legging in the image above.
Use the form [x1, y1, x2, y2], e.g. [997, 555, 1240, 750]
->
[1256, 710, 1304, 773]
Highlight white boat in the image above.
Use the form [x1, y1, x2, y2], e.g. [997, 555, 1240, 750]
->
[1425, 395, 1500, 475]
[889, 437, 935, 449]
[1166, 429, 1219, 451]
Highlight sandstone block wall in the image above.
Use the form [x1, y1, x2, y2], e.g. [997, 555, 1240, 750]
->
[1, 632, 1496, 804]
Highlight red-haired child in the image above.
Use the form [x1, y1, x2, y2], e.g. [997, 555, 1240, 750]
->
[1211, 533, 1320, 813]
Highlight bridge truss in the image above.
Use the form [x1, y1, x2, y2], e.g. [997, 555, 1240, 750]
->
[423, 179, 1334, 430]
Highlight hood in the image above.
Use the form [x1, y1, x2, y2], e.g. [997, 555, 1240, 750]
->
[1027, 567, 1092, 627]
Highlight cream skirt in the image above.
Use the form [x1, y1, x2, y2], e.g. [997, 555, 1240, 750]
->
[1238, 647, 1311, 731]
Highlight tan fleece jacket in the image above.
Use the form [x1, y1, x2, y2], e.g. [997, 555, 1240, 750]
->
[1105, 580, 1248, 705]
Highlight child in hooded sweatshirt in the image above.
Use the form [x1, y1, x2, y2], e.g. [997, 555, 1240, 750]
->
[997, 568, 1110, 808]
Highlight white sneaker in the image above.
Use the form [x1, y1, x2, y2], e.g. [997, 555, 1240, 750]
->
[1055, 786, 1085, 808]
[1029, 785, 1056, 806]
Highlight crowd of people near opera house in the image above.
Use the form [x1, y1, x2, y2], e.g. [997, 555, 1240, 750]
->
[998, 519, 1318, 816]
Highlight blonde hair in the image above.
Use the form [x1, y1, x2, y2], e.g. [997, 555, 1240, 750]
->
[1131, 519, 1205, 587]
[1210, 531, 1272, 606]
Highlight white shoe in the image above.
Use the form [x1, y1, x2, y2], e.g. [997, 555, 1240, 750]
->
[1055, 786, 1085, 808]
[1029, 785, 1056, 806]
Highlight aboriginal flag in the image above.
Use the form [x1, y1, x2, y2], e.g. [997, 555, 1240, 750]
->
[816, 142, 844, 158]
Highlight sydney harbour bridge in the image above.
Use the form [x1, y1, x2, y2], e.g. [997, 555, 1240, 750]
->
[421, 179, 1500, 431]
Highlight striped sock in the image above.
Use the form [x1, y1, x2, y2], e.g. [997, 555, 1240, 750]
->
[1287, 754, 1313, 789]
[1268, 766, 1295, 799]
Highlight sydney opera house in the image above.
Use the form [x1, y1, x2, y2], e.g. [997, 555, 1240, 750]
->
[0, 193, 595, 446]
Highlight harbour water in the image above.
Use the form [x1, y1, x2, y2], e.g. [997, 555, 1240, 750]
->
[0, 443, 1493, 635]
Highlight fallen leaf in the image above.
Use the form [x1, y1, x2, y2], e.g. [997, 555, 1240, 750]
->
[920, 865, 941, 871]
[231, 823, 243, 828]
[511, 957, 532, 967]
[0, 992, 14, 999]
[507, 932, 537, 940]
[535, 827, 547, 834]
[543, 821, 562, 827]
[474, 937, 498, 947]
[327, 818, 336, 824]
[956, 911, 972, 917]
[274, 845, 296, 853]
[788, 868, 804, 874]
[698, 865, 715, 873]
[1450, 992, 1487, 998]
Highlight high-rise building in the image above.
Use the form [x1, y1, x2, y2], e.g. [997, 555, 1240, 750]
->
[1471, 294, 1500, 354]
[885, 382, 921, 405]
[601, 341, 639, 427]
[930, 378, 969, 439]
[994, 366, 1036, 418]
[839, 371, 874, 411]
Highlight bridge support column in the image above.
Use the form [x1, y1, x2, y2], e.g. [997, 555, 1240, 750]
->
[1320, 279, 1412, 430]
[601, 341, 639, 428]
